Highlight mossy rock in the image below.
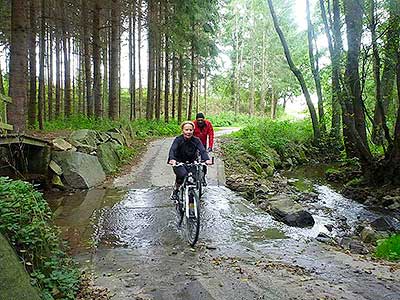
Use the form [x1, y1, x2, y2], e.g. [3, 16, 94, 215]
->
[0, 233, 41, 300]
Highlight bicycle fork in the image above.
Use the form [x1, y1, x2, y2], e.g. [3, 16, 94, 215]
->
[185, 186, 198, 218]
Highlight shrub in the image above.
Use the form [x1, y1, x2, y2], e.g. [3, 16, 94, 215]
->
[0, 177, 80, 299]
[375, 234, 400, 261]
[43, 115, 181, 138]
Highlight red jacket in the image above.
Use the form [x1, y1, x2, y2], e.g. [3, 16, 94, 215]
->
[193, 119, 214, 149]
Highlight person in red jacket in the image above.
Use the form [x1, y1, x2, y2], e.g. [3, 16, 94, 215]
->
[193, 112, 214, 152]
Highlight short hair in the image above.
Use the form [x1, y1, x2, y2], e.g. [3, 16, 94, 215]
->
[196, 112, 205, 119]
[180, 120, 195, 130]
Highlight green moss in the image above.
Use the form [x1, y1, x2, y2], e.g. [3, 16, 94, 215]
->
[375, 234, 400, 261]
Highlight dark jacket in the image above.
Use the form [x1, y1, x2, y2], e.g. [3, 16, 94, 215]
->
[168, 135, 210, 163]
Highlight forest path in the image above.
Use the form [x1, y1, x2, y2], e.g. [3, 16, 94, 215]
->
[52, 129, 400, 300]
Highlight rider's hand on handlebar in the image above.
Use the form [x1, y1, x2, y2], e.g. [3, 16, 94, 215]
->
[205, 159, 213, 165]
[169, 159, 177, 166]
[207, 147, 212, 152]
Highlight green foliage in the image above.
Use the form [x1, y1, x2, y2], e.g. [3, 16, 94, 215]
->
[131, 119, 181, 138]
[0, 177, 80, 299]
[43, 115, 181, 138]
[116, 145, 136, 163]
[207, 112, 260, 127]
[221, 119, 314, 177]
[375, 234, 400, 261]
[231, 119, 313, 164]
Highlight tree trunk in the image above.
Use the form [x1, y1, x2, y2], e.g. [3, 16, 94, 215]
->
[306, 0, 325, 133]
[188, 36, 195, 121]
[204, 64, 207, 115]
[320, 0, 341, 140]
[129, 6, 134, 120]
[344, 0, 368, 145]
[62, 0, 71, 118]
[370, 0, 392, 146]
[268, 0, 320, 141]
[0, 60, 5, 95]
[146, 0, 155, 120]
[372, 0, 399, 144]
[102, 28, 108, 116]
[38, 0, 45, 130]
[164, 32, 170, 122]
[249, 53, 255, 116]
[171, 52, 176, 119]
[28, 0, 37, 127]
[177, 53, 183, 123]
[109, 0, 120, 120]
[93, 0, 102, 118]
[137, 0, 142, 118]
[270, 87, 277, 119]
[82, 0, 93, 117]
[55, 0, 61, 118]
[8, 0, 28, 132]
[47, 27, 53, 121]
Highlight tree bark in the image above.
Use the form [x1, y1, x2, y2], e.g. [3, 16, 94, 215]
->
[171, 52, 176, 119]
[188, 35, 195, 121]
[307, 0, 325, 133]
[320, 0, 341, 140]
[344, 0, 368, 145]
[28, 0, 37, 127]
[164, 32, 170, 122]
[137, 0, 143, 118]
[55, 0, 61, 118]
[38, 0, 45, 129]
[177, 53, 183, 123]
[129, 4, 134, 120]
[93, 0, 102, 118]
[47, 26, 53, 121]
[8, 0, 28, 132]
[0, 60, 5, 95]
[372, 0, 399, 144]
[109, 0, 120, 120]
[82, 0, 93, 117]
[268, 0, 320, 141]
[62, 0, 71, 117]
[146, 0, 155, 120]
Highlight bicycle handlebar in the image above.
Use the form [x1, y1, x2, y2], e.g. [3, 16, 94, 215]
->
[169, 160, 213, 167]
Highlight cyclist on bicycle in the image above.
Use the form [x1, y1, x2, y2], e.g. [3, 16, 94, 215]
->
[193, 112, 214, 152]
[168, 121, 212, 201]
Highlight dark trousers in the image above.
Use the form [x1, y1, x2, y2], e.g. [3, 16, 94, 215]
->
[173, 165, 189, 184]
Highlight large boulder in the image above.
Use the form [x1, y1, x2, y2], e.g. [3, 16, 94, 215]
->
[268, 195, 315, 227]
[0, 233, 41, 300]
[97, 142, 121, 174]
[52, 137, 74, 151]
[52, 151, 106, 189]
[69, 129, 99, 148]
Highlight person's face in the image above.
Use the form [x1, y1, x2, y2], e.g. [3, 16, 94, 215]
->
[182, 124, 194, 138]
[197, 118, 205, 127]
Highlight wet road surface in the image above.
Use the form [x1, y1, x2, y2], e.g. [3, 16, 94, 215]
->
[50, 131, 400, 300]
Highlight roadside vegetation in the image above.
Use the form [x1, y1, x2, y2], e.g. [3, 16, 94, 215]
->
[0, 177, 80, 299]
[375, 235, 400, 261]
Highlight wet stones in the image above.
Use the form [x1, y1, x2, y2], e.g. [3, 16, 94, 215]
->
[268, 195, 315, 228]
[52, 151, 106, 189]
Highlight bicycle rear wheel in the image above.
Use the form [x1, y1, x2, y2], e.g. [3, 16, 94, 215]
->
[185, 189, 200, 247]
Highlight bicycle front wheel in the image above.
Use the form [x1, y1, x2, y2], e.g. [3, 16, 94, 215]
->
[185, 188, 200, 247]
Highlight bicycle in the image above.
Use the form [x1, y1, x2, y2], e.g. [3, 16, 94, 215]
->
[171, 161, 209, 247]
